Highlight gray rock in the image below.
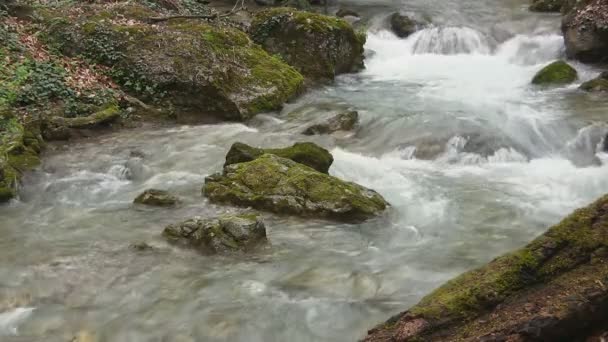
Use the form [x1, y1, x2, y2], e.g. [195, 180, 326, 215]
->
[302, 110, 358, 135]
[390, 12, 422, 38]
[562, 0, 608, 63]
[163, 213, 267, 254]
[134, 189, 179, 207]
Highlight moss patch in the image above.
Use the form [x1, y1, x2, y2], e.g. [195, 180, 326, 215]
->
[204, 154, 388, 222]
[532, 60, 578, 85]
[250, 7, 365, 82]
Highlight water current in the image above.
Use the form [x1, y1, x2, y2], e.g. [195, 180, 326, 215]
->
[2, 0, 608, 340]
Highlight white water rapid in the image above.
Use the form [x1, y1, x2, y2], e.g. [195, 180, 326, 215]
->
[1, 0, 608, 341]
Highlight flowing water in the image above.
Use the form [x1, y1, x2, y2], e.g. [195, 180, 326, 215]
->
[2, 0, 608, 341]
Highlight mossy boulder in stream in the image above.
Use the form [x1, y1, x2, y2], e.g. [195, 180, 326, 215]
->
[531, 60, 578, 85]
[134, 189, 180, 206]
[580, 71, 608, 92]
[40, 4, 304, 122]
[364, 194, 608, 341]
[163, 213, 267, 254]
[302, 110, 358, 135]
[249, 8, 366, 82]
[530, 0, 564, 12]
[224, 141, 333, 173]
[0, 110, 43, 203]
[204, 154, 388, 222]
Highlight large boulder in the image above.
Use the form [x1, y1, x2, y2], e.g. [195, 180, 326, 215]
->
[163, 213, 267, 254]
[580, 71, 608, 91]
[531, 60, 578, 85]
[133, 189, 179, 206]
[562, 0, 608, 63]
[40, 5, 304, 123]
[389, 13, 422, 38]
[204, 154, 389, 222]
[249, 8, 366, 82]
[363, 194, 608, 342]
[0, 111, 42, 203]
[530, 0, 564, 12]
[302, 110, 358, 135]
[224, 141, 333, 173]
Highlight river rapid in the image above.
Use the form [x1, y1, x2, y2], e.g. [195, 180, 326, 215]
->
[2, 0, 608, 341]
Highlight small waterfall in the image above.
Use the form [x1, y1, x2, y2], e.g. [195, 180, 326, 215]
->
[405, 27, 493, 55]
[495, 34, 565, 65]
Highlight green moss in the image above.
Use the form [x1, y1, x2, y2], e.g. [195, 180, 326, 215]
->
[250, 7, 364, 81]
[580, 77, 608, 92]
[0, 186, 15, 202]
[408, 194, 608, 324]
[204, 154, 388, 222]
[224, 141, 333, 173]
[532, 60, 578, 85]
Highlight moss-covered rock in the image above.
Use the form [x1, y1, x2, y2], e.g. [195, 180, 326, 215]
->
[562, 0, 608, 63]
[250, 7, 366, 82]
[530, 0, 564, 12]
[204, 154, 388, 222]
[134, 189, 179, 206]
[389, 13, 423, 38]
[364, 194, 608, 342]
[163, 213, 267, 254]
[40, 5, 304, 122]
[0, 110, 42, 203]
[580, 71, 608, 92]
[531, 60, 578, 85]
[302, 110, 358, 135]
[224, 141, 333, 173]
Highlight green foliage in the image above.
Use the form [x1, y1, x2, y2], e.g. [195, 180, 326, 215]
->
[15, 60, 75, 106]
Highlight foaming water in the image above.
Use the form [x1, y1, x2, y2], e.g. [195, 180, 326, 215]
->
[2, 1, 608, 341]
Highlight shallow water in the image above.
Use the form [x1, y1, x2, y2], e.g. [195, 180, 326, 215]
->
[2, 0, 608, 341]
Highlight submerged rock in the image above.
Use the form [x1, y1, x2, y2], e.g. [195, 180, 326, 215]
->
[580, 71, 608, 92]
[250, 8, 366, 82]
[562, 0, 608, 63]
[41, 4, 303, 122]
[336, 8, 360, 18]
[530, 0, 564, 12]
[134, 189, 179, 206]
[163, 213, 267, 254]
[389, 13, 422, 38]
[224, 141, 333, 173]
[302, 110, 358, 135]
[531, 60, 578, 85]
[204, 154, 388, 222]
[364, 194, 608, 341]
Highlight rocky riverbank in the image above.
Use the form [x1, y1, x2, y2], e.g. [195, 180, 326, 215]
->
[0, 0, 366, 203]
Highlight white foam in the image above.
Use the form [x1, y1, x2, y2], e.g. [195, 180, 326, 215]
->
[0, 307, 35, 336]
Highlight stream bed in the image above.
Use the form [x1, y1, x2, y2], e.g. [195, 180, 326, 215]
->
[2, 0, 608, 341]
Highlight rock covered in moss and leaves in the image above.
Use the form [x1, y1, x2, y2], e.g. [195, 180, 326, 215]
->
[40, 4, 304, 123]
[364, 194, 608, 342]
[562, 0, 608, 63]
[0, 111, 42, 203]
[389, 13, 423, 38]
[249, 7, 366, 82]
[531, 60, 578, 85]
[163, 213, 267, 254]
[580, 71, 608, 92]
[224, 141, 333, 173]
[530, 0, 564, 12]
[302, 110, 358, 135]
[204, 154, 388, 222]
[133, 189, 179, 206]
